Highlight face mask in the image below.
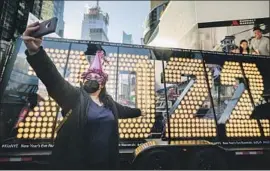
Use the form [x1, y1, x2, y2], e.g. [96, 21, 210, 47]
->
[83, 80, 100, 93]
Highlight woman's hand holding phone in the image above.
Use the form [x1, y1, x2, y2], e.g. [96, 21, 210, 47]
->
[22, 22, 43, 55]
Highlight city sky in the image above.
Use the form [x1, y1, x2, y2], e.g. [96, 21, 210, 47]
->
[64, 1, 150, 44]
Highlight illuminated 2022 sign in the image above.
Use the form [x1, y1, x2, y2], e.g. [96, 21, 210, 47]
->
[17, 48, 270, 140]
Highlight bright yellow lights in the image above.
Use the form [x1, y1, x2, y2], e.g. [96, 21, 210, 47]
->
[164, 57, 216, 139]
[113, 53, 155, 139]
[17, 80, 61, 139]
[18, 122, 24, 128]
[21, 49, 269, 141]
[222, 62, 265, 138]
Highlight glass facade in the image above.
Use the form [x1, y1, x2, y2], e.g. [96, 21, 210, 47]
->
[53, 1, 65, 37]
[143, 1, 168, 44]
[122, 31, 133, 44]
[41, 1, 54, 20]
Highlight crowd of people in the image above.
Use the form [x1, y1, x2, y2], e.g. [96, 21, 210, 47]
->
[231, 27, 270, 56]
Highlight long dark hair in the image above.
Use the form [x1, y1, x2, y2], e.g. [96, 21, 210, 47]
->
[239, 39, 250, 54]
[99, 86, 112, 109]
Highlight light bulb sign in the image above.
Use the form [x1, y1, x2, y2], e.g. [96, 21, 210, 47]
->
[0, 38, 270, 151]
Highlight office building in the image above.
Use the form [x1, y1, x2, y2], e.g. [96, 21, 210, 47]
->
[53, 1, 65, 37]
[150, 0, 168, 10]
[0, 0, 43, 42]
[143, 1, 168, 45]
[81, 2, 109, 41]
[0, 0, 43, 78]
[122, 31, 133, 44]
[40, 1, 65, 37]
[41, 1, 54, 20]
[144, 1, 269, 49]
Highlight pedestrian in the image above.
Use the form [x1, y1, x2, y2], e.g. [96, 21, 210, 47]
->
[250, 26, 270, 56]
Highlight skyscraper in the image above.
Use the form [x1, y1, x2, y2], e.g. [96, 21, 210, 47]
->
[41, 1, 54, 20]
[53, 1, 65, 37]
[81, 1, 109, 41]
[41, 1, 65, 37]
[0, 0, 43, 42]
[122, 31, 133, 44]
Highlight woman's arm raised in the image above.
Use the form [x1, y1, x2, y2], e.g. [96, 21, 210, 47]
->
[23, 22, 79, 114]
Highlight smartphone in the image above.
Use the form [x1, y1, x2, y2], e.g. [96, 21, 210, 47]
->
[31, 17, 58, 38]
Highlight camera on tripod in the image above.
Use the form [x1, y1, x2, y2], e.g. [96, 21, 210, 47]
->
[220, 36, 237, 53]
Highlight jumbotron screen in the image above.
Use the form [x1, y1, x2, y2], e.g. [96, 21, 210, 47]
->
[0, 38, 269, 147]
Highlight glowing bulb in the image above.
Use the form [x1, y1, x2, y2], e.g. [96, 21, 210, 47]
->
[18, 122, 24, 127]
[23, 133, 29, 139]
[17, 134, 22, 139]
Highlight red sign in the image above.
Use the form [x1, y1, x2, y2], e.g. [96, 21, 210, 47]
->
[232, 20, 240, 26]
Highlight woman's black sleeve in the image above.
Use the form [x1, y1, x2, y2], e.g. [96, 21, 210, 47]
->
[114, 102, 142, 119]
[26, 47, 79, 114]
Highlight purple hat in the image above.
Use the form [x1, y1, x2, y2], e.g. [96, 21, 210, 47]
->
[81, 50, 108, 85]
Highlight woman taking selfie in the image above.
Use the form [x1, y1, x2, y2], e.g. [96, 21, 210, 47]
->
[22, 22, 143, 169]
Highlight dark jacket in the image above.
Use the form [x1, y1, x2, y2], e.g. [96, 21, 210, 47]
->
[26, 47, 141, 169]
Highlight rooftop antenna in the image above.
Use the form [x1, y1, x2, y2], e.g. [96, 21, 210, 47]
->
[96, 0, 99, 8]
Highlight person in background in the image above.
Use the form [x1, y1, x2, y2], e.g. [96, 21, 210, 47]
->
[232, 39, 250, 54]
[250, 26, 270, 56]
[22, 22, 143, 170]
